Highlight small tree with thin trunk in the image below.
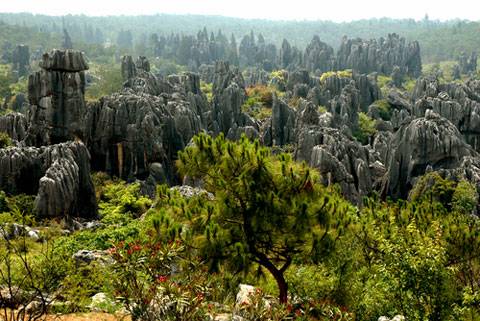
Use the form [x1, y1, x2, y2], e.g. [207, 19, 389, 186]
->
[177, 133, 351, 304]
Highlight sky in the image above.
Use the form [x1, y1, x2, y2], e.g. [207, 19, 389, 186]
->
[0, 0, 479, 22]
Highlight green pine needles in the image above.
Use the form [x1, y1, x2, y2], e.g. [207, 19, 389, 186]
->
[177, 133, 353, 303]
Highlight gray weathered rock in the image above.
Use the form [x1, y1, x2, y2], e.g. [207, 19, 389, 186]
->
[73, 250, 113, 266]
[27, 50, 88, 145]
[12, 45, 30, 77]
[170, 185, 214, 200]
[336, 34, 421, 77]
[296, 127, 379, 203]
[269, 94, 296, 146]
[0, 141, 96, 219]
[383, 111, 477, 198]
[0, 112, 28, 142]
[39, 49, 88, 72]
[304, 36, 335, 74]
[121, 55, 137, 81]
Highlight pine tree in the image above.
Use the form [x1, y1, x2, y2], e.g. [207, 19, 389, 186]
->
[177, 133, 351, 303]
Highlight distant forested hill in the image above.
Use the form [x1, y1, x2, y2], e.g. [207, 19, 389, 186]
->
[0, 13, 479, 62]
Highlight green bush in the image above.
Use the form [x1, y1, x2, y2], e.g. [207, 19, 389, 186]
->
[242, 85, 279, 119]
[110, 238, 210, 321]
[200, 81, 213, 103]
[354, 112, 377, 144]
[373, 99, 392, 121]
[320, 69, 353, 83]
[451, 180, 478, 215]
[0, 131, 12, 148]
[59, 261, 111, 313]
[377, 75, 392, 89]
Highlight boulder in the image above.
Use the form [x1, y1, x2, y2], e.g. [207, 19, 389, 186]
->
[72, 250, 113, 266]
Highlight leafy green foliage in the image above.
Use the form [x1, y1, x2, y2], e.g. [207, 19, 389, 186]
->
[373, 99, 392, 121]
[98, 181, 152, 224]
[354, 112, 377, 145]
[0, 132, 12, 149]
[85, 63, 123, 101]
[110, 238, 210, 321]
[242, 85, 279, 120]
[60, 262, 111, 313]
[353, 198, 457, 321]
[54, 178, 149, 253]
[403, 77, 417, 93]
[320, 70, 352, 83]
[451, 180, 478, 215]
[377, 75, 392, 89]
[0, 64, 14, 98]
[200, 81, 213, 103]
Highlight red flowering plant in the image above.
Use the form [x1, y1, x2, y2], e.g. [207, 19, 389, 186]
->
[109, 234, 210, 321]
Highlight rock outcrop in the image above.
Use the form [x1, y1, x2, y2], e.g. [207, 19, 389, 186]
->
[85, 59, 206, 182]
[27, 49, 89, 146]
[412, 76, 480, 152]
[383, 111, 477, 198]
[0, 112, 28, 142]
[295, 126, 381, 203]
[336, 34, 421, 78]
[458, 52, 477, 75]
[12, 44, 30, 77]
[210, 61, 258, 137]
[0, 141, 96, 218]
[304, 36, 335, 74]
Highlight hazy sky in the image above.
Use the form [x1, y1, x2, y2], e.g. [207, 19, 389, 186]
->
[1, 0, 479, 22]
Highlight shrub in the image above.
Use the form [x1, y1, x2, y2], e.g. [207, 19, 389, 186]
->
[409, 172, 456, 212]
[451, 180, 478, 215]
[377, 75, 392, 89]
[0, 132, 12, 149]
[98, 181, 152, 224]
[110, 237, 210, 321]
[59, 261, 111, 313]
[242, 85, 278, 119]
[245, 85, 275, 107]
[320, 70, 353, 83]
[373, 99, 392, 121]
[403, 77, 417, 93]
[200, 81, 213, 103]
[354, 112, 377, 144]
[355, 199, 457, 321]
[0, 206, 64, 321]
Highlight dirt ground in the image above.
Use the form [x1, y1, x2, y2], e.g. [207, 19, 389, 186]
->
[46, 313, 131, 321]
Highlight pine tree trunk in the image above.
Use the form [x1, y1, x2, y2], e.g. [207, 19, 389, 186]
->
[275, 271, 288, 304]
[262, 261, 289, 304]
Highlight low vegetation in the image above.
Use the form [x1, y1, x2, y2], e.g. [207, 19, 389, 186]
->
[242, 84, 279, 119]
[354, 112, 377, 144]
[319, 69, 352, 83]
